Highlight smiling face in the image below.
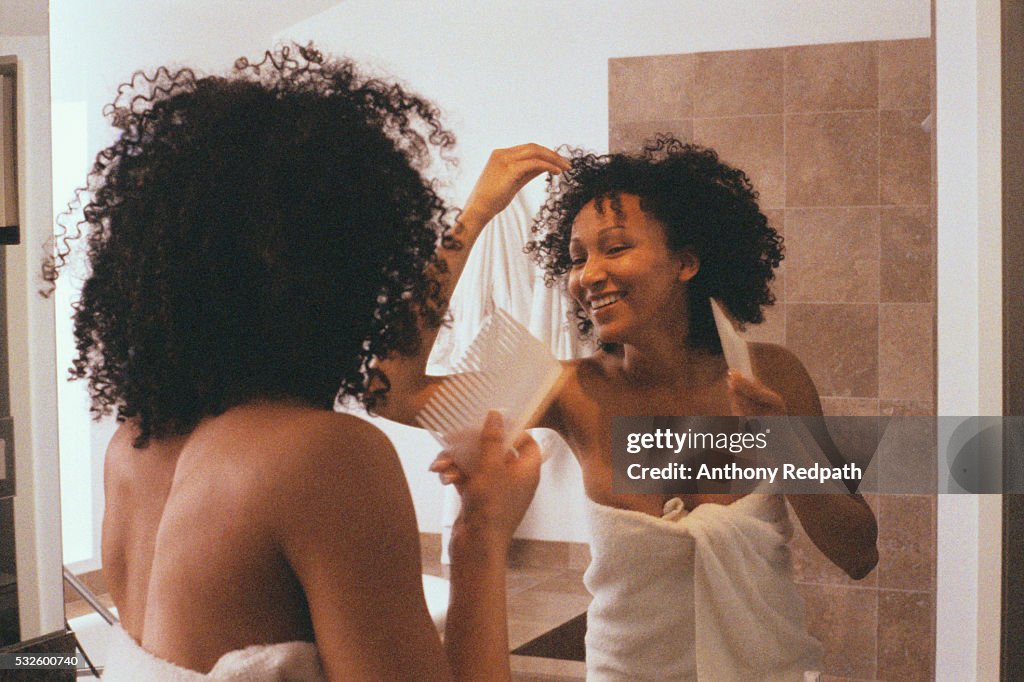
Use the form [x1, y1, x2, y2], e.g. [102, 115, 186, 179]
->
[567, 193, 698, 345]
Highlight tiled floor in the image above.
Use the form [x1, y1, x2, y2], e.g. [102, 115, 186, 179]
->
[420, 550, 590, 682]
[503, 565, 589, 680]
[66, 562, 590, 681]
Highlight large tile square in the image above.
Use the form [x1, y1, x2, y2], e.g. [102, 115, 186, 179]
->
[786, 112, 879, 207]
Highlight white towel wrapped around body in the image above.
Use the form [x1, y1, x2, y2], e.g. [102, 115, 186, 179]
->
[583, 493, 822, 681]
[102, 625, 325, 681]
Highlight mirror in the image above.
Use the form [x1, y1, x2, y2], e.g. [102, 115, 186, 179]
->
[47, 1, 957, 679]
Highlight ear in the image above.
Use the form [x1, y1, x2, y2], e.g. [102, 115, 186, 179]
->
[677, 249, 700, 283]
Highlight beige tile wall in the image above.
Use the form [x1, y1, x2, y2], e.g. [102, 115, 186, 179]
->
[609, 38, 935, 681]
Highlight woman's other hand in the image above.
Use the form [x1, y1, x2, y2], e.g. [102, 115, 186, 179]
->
[439, 411, 539, 680]
[460, 144, 570, 230]
[430, 411, 541, 549]
[726, 369, 788, 417]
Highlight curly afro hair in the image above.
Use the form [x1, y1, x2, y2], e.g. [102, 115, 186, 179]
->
[47, 44, 457, 447]
[527, 135, 782, 353]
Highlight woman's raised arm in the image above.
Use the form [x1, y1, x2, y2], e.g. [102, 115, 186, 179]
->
[373, 144, 569, 425]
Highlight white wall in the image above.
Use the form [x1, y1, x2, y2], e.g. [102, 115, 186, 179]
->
[50, 99, 102, 572]
[282, 0, 931, 203]
[0, 29, 65, 638]
[935, 0, 1003, 678]
[280, 0, 931, 541]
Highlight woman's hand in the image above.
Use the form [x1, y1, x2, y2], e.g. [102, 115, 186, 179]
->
[436, 412, 540, 681]
[460, 144, 570, 230]
[727, 369, 788, 417]
[429, 411, 541, 549]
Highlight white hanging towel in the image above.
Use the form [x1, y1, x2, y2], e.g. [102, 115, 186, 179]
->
[428, 191, 591, 374]
[428, 191, 590, 564]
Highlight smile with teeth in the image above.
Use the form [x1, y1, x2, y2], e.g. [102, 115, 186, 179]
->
[589, 292, 625, 311]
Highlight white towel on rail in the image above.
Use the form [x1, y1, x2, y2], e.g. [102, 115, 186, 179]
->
[428, 191, 590, 374]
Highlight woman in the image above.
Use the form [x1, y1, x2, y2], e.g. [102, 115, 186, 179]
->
[379, 137, 879, 680]
[52, 45, 542, 681]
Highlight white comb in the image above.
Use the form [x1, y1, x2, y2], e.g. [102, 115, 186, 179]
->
[710, 298, 754, 378]
[416, 308, 565, 472]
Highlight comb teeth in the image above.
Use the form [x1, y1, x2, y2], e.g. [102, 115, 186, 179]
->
[416, 309, 564, 470]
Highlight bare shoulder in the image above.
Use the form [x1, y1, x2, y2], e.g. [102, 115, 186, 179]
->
[749, 342, 806, 377]
[207, 407, 404, 502]
[262, 408, 395, 470]
[749, 342, 823, 416]
[185, 405, 420, 579]
[103, 419, 184, 504]
[152, 406, 408, 540]
[103, 420, 142, 482]
[233, 410, 443, 678]
[102, 419, 183, 623]
[101, 420, 142, 535]
[543, 356, 610, 428]
[560, 352, 619, 383]
[239, 408, 436, 675]
[107, 419, 140, 452]
[102, 421, 146, 541]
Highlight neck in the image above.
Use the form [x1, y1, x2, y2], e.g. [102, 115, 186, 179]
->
[618, 327, 725, 387]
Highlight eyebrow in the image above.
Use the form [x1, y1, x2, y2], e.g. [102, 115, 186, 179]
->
[570, 225, 627, 246]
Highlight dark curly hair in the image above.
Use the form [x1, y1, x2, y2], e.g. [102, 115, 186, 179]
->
[46, 44, 457, 447]
[526, 135, 782, 353]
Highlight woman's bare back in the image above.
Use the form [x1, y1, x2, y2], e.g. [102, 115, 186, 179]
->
[103, 405, 323, 671]
[101, 403, 444, 678]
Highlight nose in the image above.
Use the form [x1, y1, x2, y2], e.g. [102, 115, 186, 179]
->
[579, 256, 606, 291]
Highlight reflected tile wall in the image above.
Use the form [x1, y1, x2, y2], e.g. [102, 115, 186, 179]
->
[693, 114, 786, 208]
[608, 54, 693, 123]
[786, 111, 880, 206]
[693, 48, 784, 117]
[609, 37, 935, 680]
[785, 42, 879, 113]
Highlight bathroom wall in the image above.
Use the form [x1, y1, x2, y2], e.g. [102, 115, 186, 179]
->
[608, 39, 935, 680]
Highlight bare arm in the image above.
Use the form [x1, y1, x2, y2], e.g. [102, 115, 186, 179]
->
[277, 412, 540, 681]
[729, 346, 879, 580]
[374, 145, 570, 425]
[275, 416, 453, 680]
[441, 412, 541, 681]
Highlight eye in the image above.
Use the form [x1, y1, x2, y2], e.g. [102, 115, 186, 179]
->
[606, 244, 630, 255]
[569, 255, 587, 268]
